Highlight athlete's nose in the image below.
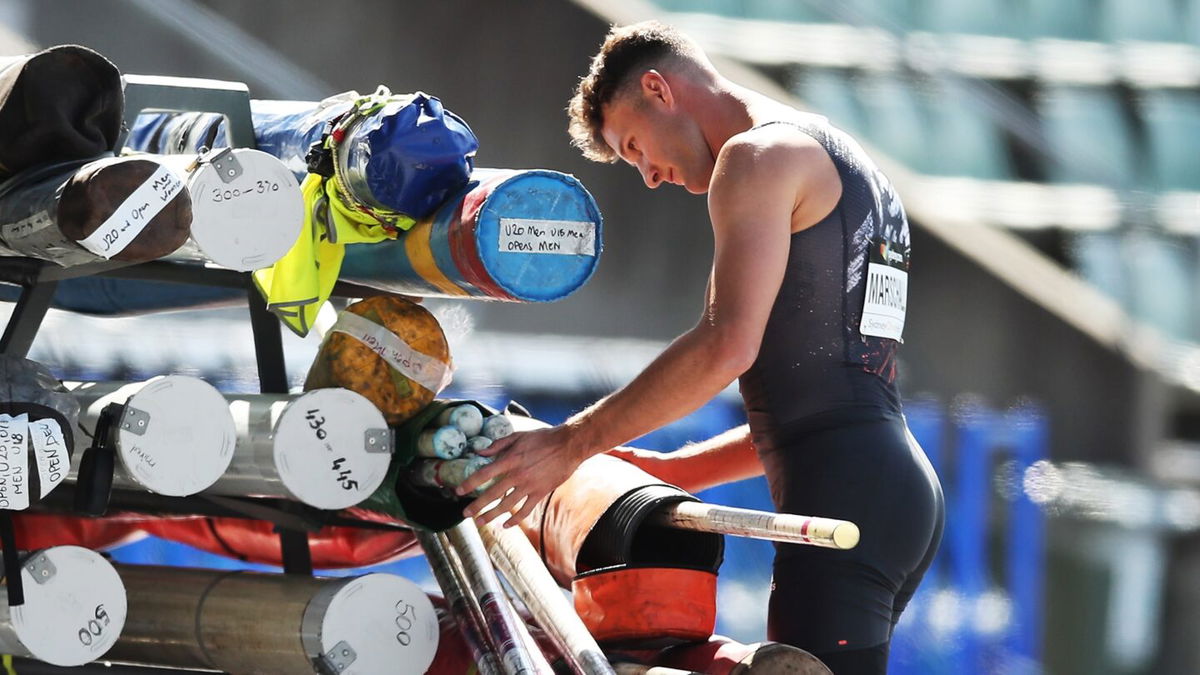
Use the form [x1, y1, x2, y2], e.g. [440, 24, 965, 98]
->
[639, 162, 663, 189]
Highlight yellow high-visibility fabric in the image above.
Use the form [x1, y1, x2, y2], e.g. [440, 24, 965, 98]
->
[253, 174, 413, 336]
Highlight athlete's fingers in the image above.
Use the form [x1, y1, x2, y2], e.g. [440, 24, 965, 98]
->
[458, 451, 512, 495]
[474, 434, 516, 458]
[503, 495, 539, 529]
[463, 476, 516, 518]
[476, 487, 526, 526]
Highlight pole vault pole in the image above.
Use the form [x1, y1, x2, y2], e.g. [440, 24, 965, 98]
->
[442, 520, 543, 675]
[647, 502, 860, 550]
[444, 535, 555, 674]
[416, 528, 504, 675]
[479, 522, 614, 675]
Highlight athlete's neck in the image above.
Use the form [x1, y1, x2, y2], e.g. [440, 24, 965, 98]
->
[692, 80, 783, 158]
[681, 78, 753, 158]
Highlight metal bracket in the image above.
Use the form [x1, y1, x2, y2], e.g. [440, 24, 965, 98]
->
[365, 428, 393, 454]
[117, 74, 257, 151]
[120, 405, 151, 437]
[322, 640, 357, 672]
[25, 552, 56, 585]
[205, 147, 243, 184]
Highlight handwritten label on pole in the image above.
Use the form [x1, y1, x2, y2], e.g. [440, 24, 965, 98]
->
[77, 164, 185, 258]
[2, 211, 55, 249]
[330, 311, 452, 393]
[0, 414, 29, 510]
[207, 178, 282, 203]
[29, 418, 67, 498]
[498, 218, 596, 256]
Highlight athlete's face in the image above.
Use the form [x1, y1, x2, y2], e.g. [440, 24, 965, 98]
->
[600, 72, 715, 194]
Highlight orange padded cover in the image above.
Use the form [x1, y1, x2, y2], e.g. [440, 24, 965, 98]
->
[572, 566, 717, 645]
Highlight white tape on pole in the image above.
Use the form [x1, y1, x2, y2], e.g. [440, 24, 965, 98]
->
[0, 414, 30, 510]
[498, 218, 596, 256]
[330, 311, 452, 393]
[76, 164, 184, 258]
[29, 418, 68, 499]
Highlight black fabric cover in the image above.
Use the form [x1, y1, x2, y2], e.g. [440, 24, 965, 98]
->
[0, 45, 123, 180]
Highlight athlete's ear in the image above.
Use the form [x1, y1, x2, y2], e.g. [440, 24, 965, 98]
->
[640, 70, 674, 109]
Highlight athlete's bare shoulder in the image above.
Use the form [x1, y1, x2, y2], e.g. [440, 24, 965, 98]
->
[710, 118, 842, 232]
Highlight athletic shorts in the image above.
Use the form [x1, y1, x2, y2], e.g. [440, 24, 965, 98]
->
[756, 411, 945, 674]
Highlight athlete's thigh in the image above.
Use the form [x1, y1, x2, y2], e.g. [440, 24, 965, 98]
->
[768, 550, 896, 651]
[760, 417, 942, 648]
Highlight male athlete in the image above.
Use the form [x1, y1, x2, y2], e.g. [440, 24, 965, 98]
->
[461, 21, 944, 673]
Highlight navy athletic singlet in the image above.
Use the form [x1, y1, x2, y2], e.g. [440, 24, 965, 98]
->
[739, 116, 910, 450]
[735, 116, 942, 675]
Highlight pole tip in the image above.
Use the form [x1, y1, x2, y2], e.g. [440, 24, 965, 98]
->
[832, 522, 860, 549]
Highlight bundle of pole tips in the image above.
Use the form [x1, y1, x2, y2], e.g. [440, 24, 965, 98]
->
[411, 405, 513, 496]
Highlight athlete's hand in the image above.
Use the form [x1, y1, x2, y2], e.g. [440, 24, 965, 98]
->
[457, 425, 588, 528]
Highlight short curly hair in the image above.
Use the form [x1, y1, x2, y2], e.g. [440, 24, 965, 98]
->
[567, 21, 703, 163]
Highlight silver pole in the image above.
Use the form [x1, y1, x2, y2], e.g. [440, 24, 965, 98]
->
[107, 565, 438, 675]
[0, 546, 127, 667]
[206, 388, 392, 509]
[499, 585, 556, 675]
[68, 377, 237, 497]
[612, 665, 699, 675]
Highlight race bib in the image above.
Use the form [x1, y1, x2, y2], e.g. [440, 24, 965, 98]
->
[859, 236, 908, 342]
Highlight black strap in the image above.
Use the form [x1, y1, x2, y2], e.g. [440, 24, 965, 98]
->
[1, 512, 23, 606]
[278, 527, 312, 576]
[73, 403, 119, 516]
[200, 115, 222, 152]
[199, 495, 323, 533]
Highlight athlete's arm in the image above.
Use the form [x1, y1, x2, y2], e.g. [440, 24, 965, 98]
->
[606, 424, 763, 493]
[459, 132, 833, 526]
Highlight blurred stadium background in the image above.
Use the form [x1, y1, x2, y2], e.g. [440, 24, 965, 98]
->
[3, 0, 1200, 673]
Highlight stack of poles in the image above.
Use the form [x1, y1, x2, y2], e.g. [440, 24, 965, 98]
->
[416, 504, 858, 675]
[9, 99, 601, 316]
[0, 148, 302, 272]
[422, 522, 551, 675]
[420, 509, 856, 675]
[66, 375, 859, 550]
[417, 529, 505, 675]
[129, 102, 602, 303]
[478, 521, 615, 675]
[49, 380, 859, 672]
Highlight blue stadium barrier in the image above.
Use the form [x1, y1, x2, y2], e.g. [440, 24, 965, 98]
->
[890, 401, 1047, 675]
